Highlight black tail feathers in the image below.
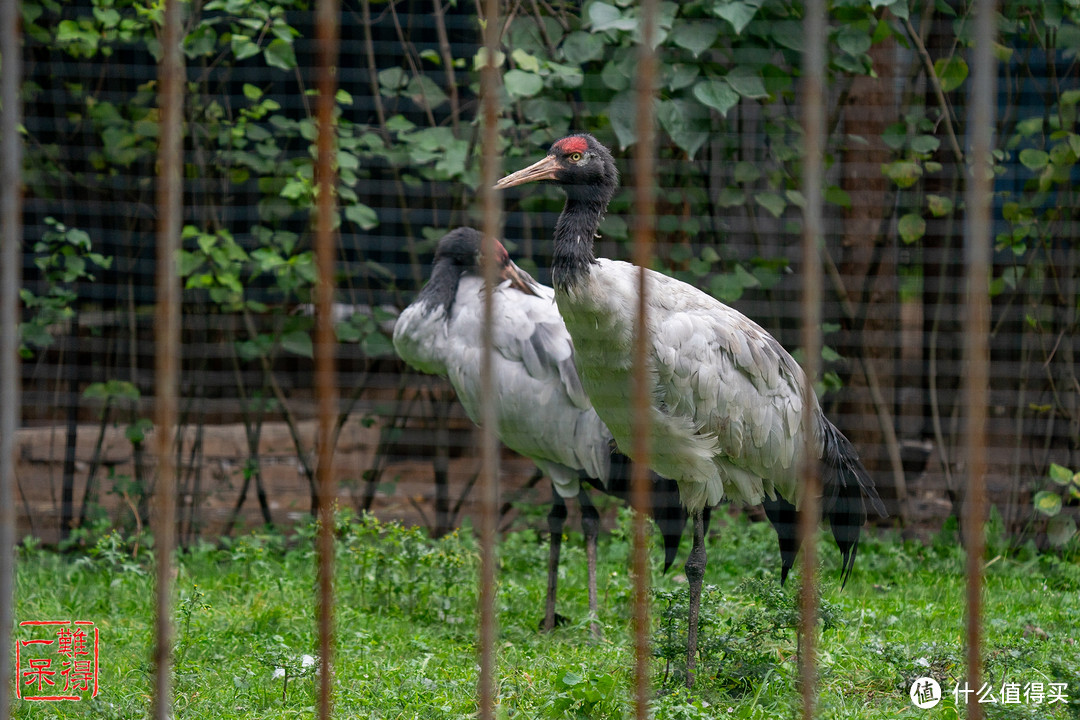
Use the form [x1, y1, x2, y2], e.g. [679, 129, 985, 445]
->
[763, 419, 886, 588]
[820, 418, 887, 588]
[762, 496, 800, 586]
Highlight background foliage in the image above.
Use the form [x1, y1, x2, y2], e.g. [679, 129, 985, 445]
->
[13, 0, 1080, 547]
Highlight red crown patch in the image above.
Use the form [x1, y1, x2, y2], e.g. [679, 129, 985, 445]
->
[553, 136, 589, 155]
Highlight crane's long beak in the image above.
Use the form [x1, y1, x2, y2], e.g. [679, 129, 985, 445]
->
[493, 154, 559, 190]
[500, 260, 539, 296]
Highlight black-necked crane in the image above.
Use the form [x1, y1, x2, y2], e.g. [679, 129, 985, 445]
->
[495, 134, 886, 682]
[392, 226, 688, 636]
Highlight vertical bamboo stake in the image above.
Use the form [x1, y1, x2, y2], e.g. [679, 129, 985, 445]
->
[963, 0, 996, 717]
[314, 0, 341, 718]
[152, 0, 184, 717]
[477, 0, 502, 717]
[0, 2, 23, 717]
[631, 0, 657, 713]
[799, 0, 826, 714]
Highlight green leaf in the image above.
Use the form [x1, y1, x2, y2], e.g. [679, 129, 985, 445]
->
[898, 213, 926, 243]
[607, 91, 638, 149]
[716, 187, 745, 207]
[672, 20, 720, 57]
[693, 79, 740, 117]
[825, 185, 851, 209]
[881, 160, 923, 188]
[231, 34, 261, 61]
[910, 135, 940, 154]
[561, 31, 605, 64]
[1048, 463, 1074, 486]
[521, 98, 573, 128]
[755, 192, 785, 218]
[560, 671, 584, 687]
[362, 331, 395, 357]
[710, 272, 744, 302]
[725, 67, 769, 99]
[1061, 88, 1080, 106]
[1033, 490, 1061, 517]
[1046, 514, 1077, 547]
[711, 0, 764, 35]
[933, 56, 968, 92]
[378, 67, 408, 91]
[184, 24, 218, 58]
[734, 161, 760, 184]
[665, 64, 700, 92]
[406, 75, 448, 108]
[504, 69, 544, 98]
[658, 99, 708, 159]
[385, 115, 415, 133]
[589, 2, 637, 32]
[345, 203, 378, 230]
[263, 38, 296, 70]
[926, 194, 954, 217]
[734, 263, 760, 288]
[511, 48, 541, 73]
[126, 418, 153, 445]
[882, 122, 907, 151]
[1019, 148, 1049, 171]
[83, 380, 141, 402]
[874, 0, 908, 19]
[281, 330, 313, 359]
[836, 26, 872, 56]
[771, 20, 803, 52]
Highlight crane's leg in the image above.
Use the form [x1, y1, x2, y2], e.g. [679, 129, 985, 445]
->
[684, 510, 707, 688]
[542, 491, 568, 632]
[579, 488, 601, 640]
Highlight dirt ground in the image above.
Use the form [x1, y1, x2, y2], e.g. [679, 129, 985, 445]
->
[12, 418, 547, 546]
[12, 416, 959, 548]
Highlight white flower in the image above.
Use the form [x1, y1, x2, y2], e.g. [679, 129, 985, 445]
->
[301, 654, 316, 668]
[272, 668, 286, 679]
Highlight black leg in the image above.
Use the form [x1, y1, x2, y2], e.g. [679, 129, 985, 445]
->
[685, 510, 707, 687]
[542, 490, 568, 632]
[579, 488, 601, 640]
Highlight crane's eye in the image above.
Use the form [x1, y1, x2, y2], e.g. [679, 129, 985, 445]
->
[568, 152, 583, 162]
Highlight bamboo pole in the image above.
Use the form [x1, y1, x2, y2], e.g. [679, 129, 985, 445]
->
[151, 0, 184, 717]
[798, 0, 826, 713]
[630, 0, 658, 712]
[477, 0, 503, 715]
[314, 0, 342, 718]
[0, 1, 24, 716]
[963, 0, 997, 717]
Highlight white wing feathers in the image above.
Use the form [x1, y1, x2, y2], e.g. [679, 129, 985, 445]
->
[565, 259, 814, 511]
[437, 274, 612, 497]
[650, 268, 811, 505]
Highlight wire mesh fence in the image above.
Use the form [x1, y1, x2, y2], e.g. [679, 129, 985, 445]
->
[2, 0, 1076, 716]
[12, 2, 1077, 546]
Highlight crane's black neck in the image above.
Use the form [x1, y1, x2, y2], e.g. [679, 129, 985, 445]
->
[551, 196, 606, 292]
[417, 257, 466, 318]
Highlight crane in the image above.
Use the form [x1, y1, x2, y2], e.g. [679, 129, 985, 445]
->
[392, 226, 689, 635]
[495, 134, 886, 682]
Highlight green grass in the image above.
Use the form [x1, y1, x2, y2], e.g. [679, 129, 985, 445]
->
[11, 510, 1080, 719]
